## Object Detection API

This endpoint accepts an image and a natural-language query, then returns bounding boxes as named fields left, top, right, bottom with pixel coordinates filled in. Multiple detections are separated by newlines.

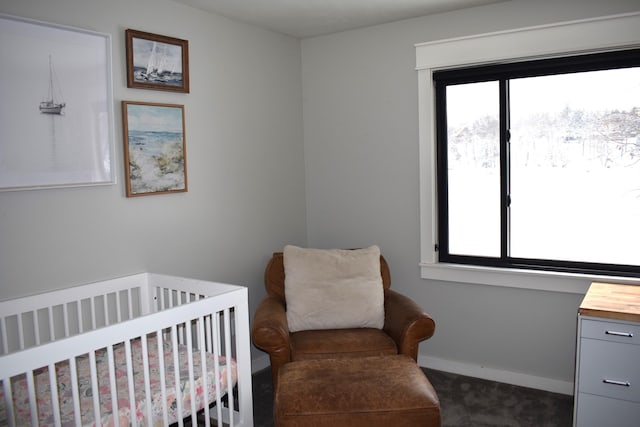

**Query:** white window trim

left=416, top=12, right=640, bottom=294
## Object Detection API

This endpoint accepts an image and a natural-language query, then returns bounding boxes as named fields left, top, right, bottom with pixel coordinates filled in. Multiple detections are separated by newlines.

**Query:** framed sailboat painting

left=0, top=14, right=116, bottom=191
left=125, top=29, right=189, bottom=93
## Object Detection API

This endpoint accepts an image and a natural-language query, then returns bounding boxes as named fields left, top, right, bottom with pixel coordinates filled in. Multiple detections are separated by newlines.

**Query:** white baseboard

left=250, top=353, right=574, bottom=395
left=419, top=354, right=574, bottom=396
left=251, top=354, right=271, bottom=374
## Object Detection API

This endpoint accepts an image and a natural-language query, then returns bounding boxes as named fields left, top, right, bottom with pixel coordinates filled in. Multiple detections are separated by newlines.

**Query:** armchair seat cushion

left=291, top=328, right=397, bottom=361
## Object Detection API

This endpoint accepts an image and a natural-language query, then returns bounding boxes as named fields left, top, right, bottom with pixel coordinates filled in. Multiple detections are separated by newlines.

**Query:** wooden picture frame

left=0, top=14, right=115, bottom=191
left=122, top=101, right=188, bottom=197
left=125, top=29, right=189, bottom=93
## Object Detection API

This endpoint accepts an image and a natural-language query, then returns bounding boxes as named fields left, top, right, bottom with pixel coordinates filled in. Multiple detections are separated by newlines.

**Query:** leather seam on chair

left=293, top=349, right=396, bottom=356
left=280, top=408, right=438, bottom=416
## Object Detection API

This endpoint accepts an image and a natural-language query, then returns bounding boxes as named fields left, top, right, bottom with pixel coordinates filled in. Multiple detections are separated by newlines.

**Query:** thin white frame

left=0, top=14, right=116, bottom=191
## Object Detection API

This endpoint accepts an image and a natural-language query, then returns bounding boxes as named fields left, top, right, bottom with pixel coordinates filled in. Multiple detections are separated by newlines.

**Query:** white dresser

left=574, top=282, right=640, bottom=427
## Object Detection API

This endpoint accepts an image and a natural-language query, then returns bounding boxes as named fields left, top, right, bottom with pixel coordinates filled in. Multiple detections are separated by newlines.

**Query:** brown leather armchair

left=252, top=251, right=436, bottom=387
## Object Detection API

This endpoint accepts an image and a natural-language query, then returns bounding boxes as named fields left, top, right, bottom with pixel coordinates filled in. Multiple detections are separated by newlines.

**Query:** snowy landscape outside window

left=434, top=49, right=640, bottom=277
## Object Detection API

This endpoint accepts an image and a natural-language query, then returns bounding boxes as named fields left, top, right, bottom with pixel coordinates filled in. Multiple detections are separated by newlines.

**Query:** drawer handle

left=603, top=379, right=631, bottom=387
left=605, top=330, right=634, bottom=338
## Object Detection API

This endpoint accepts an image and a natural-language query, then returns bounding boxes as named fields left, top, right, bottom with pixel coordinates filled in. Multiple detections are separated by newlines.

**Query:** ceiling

left=173, top=0, right=506, bottom=38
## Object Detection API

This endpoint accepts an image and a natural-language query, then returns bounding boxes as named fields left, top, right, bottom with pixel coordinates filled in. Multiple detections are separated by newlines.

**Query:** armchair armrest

left=251, top=295, right=292, bottom=385
left=383, top=289, right=435, bottom=361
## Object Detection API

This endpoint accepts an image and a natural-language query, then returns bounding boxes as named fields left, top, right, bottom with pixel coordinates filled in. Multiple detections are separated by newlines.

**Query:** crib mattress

left=0, top=335, right=237, bottom=426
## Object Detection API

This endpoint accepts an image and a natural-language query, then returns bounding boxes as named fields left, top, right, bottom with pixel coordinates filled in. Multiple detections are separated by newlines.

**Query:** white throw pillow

left=283, top=245, right=385, bottom=332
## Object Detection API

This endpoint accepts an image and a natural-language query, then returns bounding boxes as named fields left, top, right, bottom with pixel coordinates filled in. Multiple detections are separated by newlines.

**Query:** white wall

left=0, top=0, right=307, bottom=362
left=301, top=0, right=640, bottom=392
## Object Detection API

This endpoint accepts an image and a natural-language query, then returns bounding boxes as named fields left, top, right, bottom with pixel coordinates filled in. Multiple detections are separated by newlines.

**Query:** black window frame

left=434, top=48, right=640, bottom=278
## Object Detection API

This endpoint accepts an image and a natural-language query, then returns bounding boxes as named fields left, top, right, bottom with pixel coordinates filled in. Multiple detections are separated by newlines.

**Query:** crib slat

left=197, top=316, right=211, bottom=427
left=224, top=308, right=235, bottom=426
left=25, top=370, right=37, bottom=427
left=141, top=335, right=153, bottom=424
left=116, top=290, right=122, bottom=323
left=124, top=340, right=137, bottom=427
left=48, top=363, right=62, bottom=425
left=156, top=329, right=170, bottom=426
left=212, top=312, right=223, bottom=423
left=69, top=356, right=82, bottom=427
left=90, top=297, right=97, bottom=330
left=2, top=377, right=16, bottom=427
left=171, top=325, right=184, bottom=426
left=107, top=345, right=120, bottom=427
left=89, top=351, right=101, bottom=425
left=185, top=322, right=197, bottom=425
left=205, top=314, right=212, bottom=353
left=204, top=312, right=218, bottom=425
left=104, top=294, right=110, bottom=326
left=1, top=317, right=8, bottom=354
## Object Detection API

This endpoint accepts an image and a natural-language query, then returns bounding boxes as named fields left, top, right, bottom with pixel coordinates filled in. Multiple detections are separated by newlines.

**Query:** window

left=434, top=49, right=640, bottom=277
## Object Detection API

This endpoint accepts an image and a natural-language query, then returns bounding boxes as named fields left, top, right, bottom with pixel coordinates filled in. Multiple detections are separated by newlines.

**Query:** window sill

left=420, top=262, right=640, bottom=294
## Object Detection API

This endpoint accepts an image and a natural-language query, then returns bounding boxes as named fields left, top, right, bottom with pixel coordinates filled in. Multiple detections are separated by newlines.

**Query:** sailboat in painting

left=134, top=41, right=181, bottom=86
left=40, top=55, right=66, bottom=115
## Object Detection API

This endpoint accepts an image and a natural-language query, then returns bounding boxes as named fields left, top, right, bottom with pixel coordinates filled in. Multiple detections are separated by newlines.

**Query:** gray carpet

left=252, top=366, right=574, bottom=426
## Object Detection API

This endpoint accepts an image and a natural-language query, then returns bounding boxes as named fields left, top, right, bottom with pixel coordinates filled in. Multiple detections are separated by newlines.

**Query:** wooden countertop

left=579, top=282, right=640, bottom=323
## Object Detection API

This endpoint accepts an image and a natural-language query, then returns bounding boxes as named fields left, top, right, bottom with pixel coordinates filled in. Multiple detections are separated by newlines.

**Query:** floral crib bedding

left=0, top=334, right=237, bottom=426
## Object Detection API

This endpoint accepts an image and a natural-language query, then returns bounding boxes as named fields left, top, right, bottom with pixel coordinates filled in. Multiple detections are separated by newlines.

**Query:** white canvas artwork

left=0, top=14, right=115, bottom=191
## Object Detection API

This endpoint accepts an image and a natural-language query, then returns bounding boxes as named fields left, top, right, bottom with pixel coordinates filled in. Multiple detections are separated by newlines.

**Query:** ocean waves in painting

left=128, top=130, right=185, bottom=194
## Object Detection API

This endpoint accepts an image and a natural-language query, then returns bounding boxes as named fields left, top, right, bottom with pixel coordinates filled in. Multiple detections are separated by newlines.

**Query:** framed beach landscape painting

left=122, top=101, right=188, bottom=197
left=0, top=14, right=115, bottom=191
left=125, top=29, right=189, bottom=93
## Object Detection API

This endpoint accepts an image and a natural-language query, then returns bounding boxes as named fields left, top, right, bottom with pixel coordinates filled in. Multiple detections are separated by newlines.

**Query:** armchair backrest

left=264, top=251, right=391, bottom=303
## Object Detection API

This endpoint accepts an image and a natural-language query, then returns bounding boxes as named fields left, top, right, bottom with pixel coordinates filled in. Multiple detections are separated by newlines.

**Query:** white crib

left=0, top=273, right=254, bottom=427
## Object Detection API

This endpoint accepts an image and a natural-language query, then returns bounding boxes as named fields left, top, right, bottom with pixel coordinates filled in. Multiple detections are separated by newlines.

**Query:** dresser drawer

left=575, top=392, right=640, bottom=427
left=578, top=338, right=640, bottom=402
left=581, top=318, right=640, bottom=345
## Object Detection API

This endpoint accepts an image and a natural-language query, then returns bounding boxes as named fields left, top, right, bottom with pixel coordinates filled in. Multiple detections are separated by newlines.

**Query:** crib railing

left=0, top=274, right=147, bottom=355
